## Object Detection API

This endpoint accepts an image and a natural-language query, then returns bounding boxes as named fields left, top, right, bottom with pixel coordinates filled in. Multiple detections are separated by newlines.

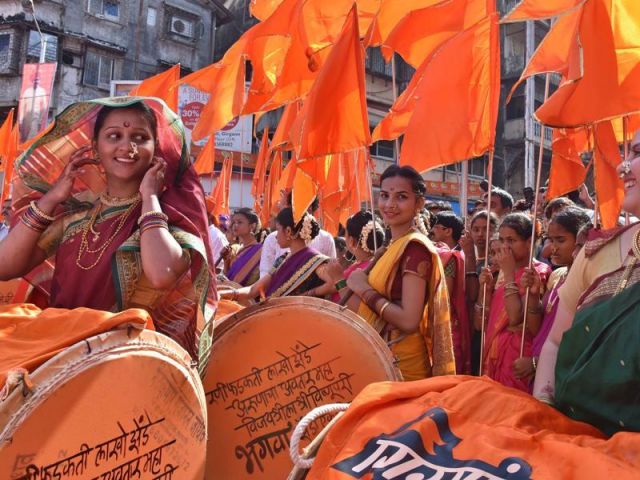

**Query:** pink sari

left=483, top=260, right=550, bottom=392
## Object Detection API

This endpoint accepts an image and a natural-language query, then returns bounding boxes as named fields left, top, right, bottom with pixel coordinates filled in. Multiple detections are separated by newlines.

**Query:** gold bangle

left=378, top=300, right=391, bottom=319
left=30, top=201, right=56, bottom=222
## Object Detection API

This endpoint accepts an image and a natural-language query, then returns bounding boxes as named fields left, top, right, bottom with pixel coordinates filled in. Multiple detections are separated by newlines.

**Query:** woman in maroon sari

left=225, top=208, right=263, bottom=286
left=222, top=207, right=335, bottom=301
left=0, top=97, right=215, bottom=369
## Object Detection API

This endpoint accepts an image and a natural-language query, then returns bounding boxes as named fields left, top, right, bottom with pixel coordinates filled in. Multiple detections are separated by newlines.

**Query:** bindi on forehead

left=124, top=121, right=130, bottom=127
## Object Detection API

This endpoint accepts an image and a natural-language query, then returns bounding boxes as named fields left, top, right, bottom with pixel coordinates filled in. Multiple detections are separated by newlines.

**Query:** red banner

left=18, top=63, right=57, bottom=143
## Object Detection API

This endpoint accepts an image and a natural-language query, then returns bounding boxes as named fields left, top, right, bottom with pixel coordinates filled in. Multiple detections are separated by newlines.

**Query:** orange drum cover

left=0, top=278, right=32, bottom=305
left=0, top=329, right=207, bottom=479
left=203, top=297, right=401, bottom=478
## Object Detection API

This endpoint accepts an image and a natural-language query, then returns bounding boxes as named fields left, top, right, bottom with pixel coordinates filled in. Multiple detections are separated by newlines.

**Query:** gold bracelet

left=30, top=201, right=56, bottom=222
left=138, top=210, right=168, bottom=225
left=378, top=300, right=391, bottom=319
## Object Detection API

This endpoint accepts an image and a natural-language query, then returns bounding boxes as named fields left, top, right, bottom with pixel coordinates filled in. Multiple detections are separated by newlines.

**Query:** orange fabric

left=263, top=149, right=283, bottom=225
left=293, top=6, right=371, bottom=160
left=381, top=0, right=488, bottom=68
left=0, top=304, right=153, bottom=390
left=291, top=167, right=318, bottom=223
left=535, top=0, right=640, bottom=128
left=0, top=109, right=14, bottom=171
left=593, top=121, right=624, bottom=229
left=208, top=154, right=233, bottom=218
left=215, top=299, right=244, bottom=318
left=399, top=15, right=500, bottom=171
left=274, top=155, right=298, bottom=205
left=252, top=128, right=270, bottom=216
left=180, top=42, right=246, bottom=141
left=130, top=65, right=180, bottom=112
left=271, top=100, right=302, bottom=150
left=193, top=136, right=216, bottom=175
left=366, top=0, right=446, bottom=47
left=502, top=0, right=587, bottom=22
left=307, top=376, right=640, bottom=479
left=249, top=0, right=284, bottom=20
left=507, top=8, right=582, bottom=102
left=548, top=127, right=590, bottom=199
left=0, top=124, right=18, bottom=207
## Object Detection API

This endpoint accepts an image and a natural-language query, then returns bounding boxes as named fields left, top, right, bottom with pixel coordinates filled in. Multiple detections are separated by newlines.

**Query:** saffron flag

left=291, top=167, right=318, bottom=223
left=271, top=101, right=302, bottom=151
left=130, top=64, right=180, bottom=112
left=535, top=0, right=640, bottom=128
left=593, top=121, right=624, bottom=229
left=506, top=8, right=582, bottom=102
left=208, top=155, right=233, bottom=218
left=399, top=15, right=500, bottom=171
left=249, top=0, right=283, bottom=20
left=192, top=137, right=216, bottom=175
left=547, top=127, right=589, bottom=199
left=263, top=149, right=283, bottom=225
left=381, top=0, right=488, bottom=68
left=0, top=109, right=15, bottom=171
left=294, top=6, right=371, bottom=160
left=0, top=124, right=19, bottom=207
left=307, top=377, right=640, bottom=480
left=502, top=0, right=587, bottom=22
left=252, top=128, right=270, bottom=215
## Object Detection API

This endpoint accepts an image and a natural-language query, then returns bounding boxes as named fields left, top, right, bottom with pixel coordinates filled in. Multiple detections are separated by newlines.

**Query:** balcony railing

left=533, top=121, right=553, bottom=148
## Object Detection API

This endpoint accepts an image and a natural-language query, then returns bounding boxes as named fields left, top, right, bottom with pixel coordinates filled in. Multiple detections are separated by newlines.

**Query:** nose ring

left=129, top=142, right=139, bottom=159
left=620, top=160, right=632, bottom=179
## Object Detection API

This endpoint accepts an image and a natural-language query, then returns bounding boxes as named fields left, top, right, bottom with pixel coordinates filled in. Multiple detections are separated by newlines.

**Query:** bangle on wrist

left=334, top=279, right=347, bottom=291
left=465, top=271, right=478, bottom=277
left=378, top=301, right=391, bottom=319
left=531, top=356, right=538, bottom=370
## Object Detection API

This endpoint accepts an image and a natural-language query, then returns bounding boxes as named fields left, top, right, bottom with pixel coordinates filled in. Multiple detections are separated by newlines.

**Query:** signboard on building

left=18, top=63, right=57, bottom=143
left=178, top=85, right=253, bottom=154
left=110, top=80, right=141, bottom=97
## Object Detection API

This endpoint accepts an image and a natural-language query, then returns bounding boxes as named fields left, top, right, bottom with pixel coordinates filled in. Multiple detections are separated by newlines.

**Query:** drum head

left=0, top=329, right=207, bottom=479
left=203, top=297, right=401, bottom=478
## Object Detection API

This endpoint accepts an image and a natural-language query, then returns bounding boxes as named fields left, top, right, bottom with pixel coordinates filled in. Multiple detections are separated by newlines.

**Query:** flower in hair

left=359, top=220, right=375, bottom=253
left=415, top=212, right=429, bottom=237
left=298, top=213, right=313, bottom=244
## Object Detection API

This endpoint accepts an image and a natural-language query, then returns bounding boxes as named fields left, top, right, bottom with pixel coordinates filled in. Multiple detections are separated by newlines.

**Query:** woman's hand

left=44, top=146, right=97, bottom=206
left=520, top=267, right=542, bottom=296
left=346, top=268, right=370, bottom=297
left=322, top=259, right=345, bottom=284
left=459, top=229, right=475, bottom=257
left=140, top=157, right=167, bottom=198
left=479, top=267, right=495, bottom=292
left=513, top=357, right=535, bottom=379
left=495, top=245, right=517, bottom=278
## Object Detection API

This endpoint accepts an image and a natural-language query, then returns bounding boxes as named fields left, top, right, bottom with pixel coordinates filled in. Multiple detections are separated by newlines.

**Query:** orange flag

left=502, top=0, right=586, bottom=22
left=0, top=109, right=15, bottom=171
left=399, top=15, right=500, bottom=171
left=294, top=6, right=371, bottom=160
left=271, top=101, right=302, bottom=151
left=180, top=42, right=246, bottom=141
left=535, top=0, right=640, bottom=128
left=381, top=0, right=488, bottom=68
left=0, top=124, right=19, bottom=207
left=193, top=137, right=216, bottom=175
left=263, top=149, right=284, bottom=225
left=291, top=167, right=318, bottom=223
left=130, top=64, right=180, bottom=112
left=506, top=8, right=582, bottom=102
left=250, top=0, right=284, bottom=20
left=593, top=121, right=624, bottom=229
left=208, top=155, right=233, bottom=218
left=252, top=128, right=270, bottom=215
left=547, top=127, right=589, bottom=199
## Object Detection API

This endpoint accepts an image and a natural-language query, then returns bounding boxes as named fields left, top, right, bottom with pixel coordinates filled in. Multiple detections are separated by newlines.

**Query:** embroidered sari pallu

left=265, top=247, right=328, bottom=298
left=357, top=233, right=455, bottom=381
left=555, top=264, right=640, bottom=435
left=226, top=243, right=262, bottom=286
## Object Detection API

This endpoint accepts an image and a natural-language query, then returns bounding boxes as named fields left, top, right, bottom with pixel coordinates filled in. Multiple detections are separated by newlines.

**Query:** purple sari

left=265, top=247, right=328, bottom=298
left=226, top=243, right=262, bottom=286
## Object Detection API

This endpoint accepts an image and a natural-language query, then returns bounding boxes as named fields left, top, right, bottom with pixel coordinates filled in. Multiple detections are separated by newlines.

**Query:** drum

left=202, top=297, right=401, bottom=479
left=0, top=329, right=207, bottom=479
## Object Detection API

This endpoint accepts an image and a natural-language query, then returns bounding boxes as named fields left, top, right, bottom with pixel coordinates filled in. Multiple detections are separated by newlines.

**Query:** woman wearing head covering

left=0, top=97, right=216, bottom=369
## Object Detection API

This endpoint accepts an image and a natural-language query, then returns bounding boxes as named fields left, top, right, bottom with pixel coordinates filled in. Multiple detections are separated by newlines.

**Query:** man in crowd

left=483, top=187, right=513, bottom=218
left=431, top=211, right=464, bottom=250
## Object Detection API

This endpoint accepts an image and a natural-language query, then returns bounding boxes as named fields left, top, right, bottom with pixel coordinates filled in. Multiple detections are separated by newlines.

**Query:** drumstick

left=338, top=246, right=387, bottom=306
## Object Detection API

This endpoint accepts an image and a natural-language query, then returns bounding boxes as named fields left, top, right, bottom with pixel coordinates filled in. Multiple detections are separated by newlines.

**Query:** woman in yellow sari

left=328, top=165, right=455, bottom=380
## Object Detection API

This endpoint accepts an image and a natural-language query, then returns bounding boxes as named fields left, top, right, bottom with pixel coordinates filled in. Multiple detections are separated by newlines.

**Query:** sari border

left=270, top=255, right=328, bottom=298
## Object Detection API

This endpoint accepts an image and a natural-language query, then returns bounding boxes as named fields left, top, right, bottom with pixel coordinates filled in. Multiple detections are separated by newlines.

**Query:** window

left=169, top=15, right=194, bottom=38
left=88, top=0, right=120, bottom=20
left=0, top=34, right=9, bottom=69
left=147, top=7, right=157, bottom=27
left=370, top=140, right=395, bottom=160
left=27, top=31, right=58, bottom=62
left=84, top=51, right=114, bottom=89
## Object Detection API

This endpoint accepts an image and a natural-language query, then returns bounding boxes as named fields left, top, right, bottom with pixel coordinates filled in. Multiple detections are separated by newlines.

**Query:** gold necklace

left=75, top=200, right=140, bottom=271
left=99, top=192, right=141, bottom=208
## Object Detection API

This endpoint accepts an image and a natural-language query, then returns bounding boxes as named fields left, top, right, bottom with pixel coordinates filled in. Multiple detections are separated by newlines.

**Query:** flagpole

left=460, top=160, right=469, bottom=225
left=365, top=149, right=379, bottom=251
left=520, top=73, right=550, bottom=357
left=478, top=148, right=495, bottom=377
left=240, top=155, right=244, bottom=208
left=391, top=54, right=400, bottom=164
left=623, top=116, right=630, bottom=225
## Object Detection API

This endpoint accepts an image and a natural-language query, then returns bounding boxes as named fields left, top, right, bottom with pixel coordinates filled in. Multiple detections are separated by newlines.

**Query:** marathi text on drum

left=16, top=412, right=179, bottom=480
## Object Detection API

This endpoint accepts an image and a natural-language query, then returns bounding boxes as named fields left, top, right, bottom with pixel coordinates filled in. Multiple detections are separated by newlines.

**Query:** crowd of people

left=1, top=97, right=637, bottom=438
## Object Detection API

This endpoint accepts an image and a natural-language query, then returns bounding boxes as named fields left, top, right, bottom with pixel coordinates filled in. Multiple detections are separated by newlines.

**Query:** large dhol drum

left=0, top=329, right=207, bottom=479
left=203, top=297, right=401, bottom=479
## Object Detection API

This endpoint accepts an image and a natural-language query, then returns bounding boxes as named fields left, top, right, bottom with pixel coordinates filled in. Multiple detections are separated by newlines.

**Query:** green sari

left=555, top=264, right=640, bottom=435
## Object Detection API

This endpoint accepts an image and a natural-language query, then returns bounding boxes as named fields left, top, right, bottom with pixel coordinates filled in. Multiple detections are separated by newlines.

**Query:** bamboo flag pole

left=365, top=149, right=379, bottom=251
left=520, top=73, right=551, bottom=357
left=478, top=148, right=495, bottom=376
left=624, top=116, right=630, bottom=225
left=391, top=54, right=400, bottom=165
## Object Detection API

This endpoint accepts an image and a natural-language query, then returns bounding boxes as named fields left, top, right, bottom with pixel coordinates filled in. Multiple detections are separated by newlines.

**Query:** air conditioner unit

left=170, top=17, right=193, bottom=37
